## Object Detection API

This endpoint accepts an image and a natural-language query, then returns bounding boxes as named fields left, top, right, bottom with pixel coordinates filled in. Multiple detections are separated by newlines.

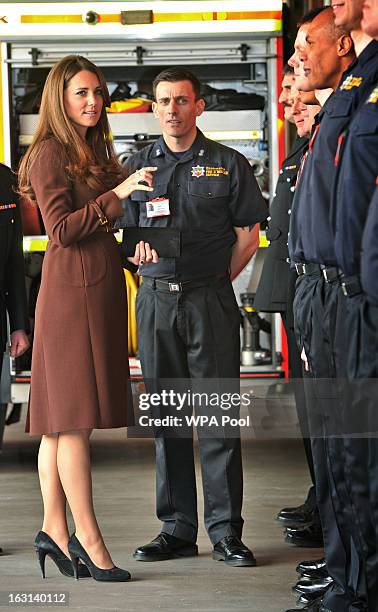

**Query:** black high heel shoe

left=34, top=531, right=91, bottom=579
left=68, top=534, right=131, bottom=582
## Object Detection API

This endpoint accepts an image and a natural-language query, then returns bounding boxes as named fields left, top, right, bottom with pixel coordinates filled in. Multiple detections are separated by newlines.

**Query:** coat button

left=290, top=186, right=295, bottom=192
left=280, top=169, right=283, bottom=174
left=286, top=177, right=291, bottom=182
left=11, top=219, right=14, bottom=223
left=288, top=209, right=291, bottom=215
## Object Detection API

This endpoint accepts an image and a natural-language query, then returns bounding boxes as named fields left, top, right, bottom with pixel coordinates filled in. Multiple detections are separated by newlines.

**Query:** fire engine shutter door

left=7, top=40, right=270, bottom=68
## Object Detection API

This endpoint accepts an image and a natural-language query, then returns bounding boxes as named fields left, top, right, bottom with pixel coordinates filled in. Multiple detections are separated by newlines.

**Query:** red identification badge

left=146, top=197, right=170, bottom=218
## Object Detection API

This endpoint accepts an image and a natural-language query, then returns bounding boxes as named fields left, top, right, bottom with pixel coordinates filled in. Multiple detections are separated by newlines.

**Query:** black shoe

left=34, top=531, right=90, bottom=579
left=276, top=504, right=318, bottom=527
left=212, top=536, right=256, bottom=567
left=298, top=590, right=331, bottom=605
left=293, top=575, right=333, bottom=596
left=296, top=557, right=327, bottom=575
left=133, top=533, right=198, bottom=562
left=285, top=523, right=323, bottom=548
left=284, top=596, right=327, bottom=612
left=68, top=534, right=131, bottom=582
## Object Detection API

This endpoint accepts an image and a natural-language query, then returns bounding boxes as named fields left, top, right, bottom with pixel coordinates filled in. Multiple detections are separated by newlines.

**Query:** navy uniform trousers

left=334, top=291, right=378, bottom=612
left=293, top=272, right=367, bottom=612
left=136, top=275, right=244, bottom=545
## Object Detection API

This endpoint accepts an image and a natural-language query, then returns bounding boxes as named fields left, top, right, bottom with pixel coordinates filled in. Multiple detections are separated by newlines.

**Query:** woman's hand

left=127, top=241, right=159, bottom=267
left=112, top=167, right=157, bottom=200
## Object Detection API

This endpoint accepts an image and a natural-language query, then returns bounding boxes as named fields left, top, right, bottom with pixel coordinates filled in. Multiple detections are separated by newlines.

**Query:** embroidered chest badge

left=205, top=166, right=229, bottom=177
left=367, top=87, right=378, bottom=105
left=191, top=165, right=205, bottom=178
left=340, top=75, right=363, bottom=91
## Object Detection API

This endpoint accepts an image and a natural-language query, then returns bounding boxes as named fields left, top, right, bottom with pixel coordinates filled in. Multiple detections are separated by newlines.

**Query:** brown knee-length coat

left=25, top=138, right=132, bottom=435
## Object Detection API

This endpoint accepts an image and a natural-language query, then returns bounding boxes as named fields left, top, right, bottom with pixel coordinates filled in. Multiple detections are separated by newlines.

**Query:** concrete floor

left=0, top=410, right=322, bottom=612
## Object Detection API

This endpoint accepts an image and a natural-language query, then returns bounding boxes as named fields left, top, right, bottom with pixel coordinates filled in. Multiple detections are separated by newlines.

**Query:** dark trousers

left=334, top=292, right=378, bottom=611
left=281, top=311, right=316, bottom=509
left=136, top=276, right=244, bottom=545
left=293, top=273, right=366, bottom=612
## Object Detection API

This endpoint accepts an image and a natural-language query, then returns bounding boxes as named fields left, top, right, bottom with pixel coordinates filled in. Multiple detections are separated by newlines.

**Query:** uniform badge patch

left=367, top=87, right=378, bottom=105
left=191, top=165, right=205, bottom=178
left=340, top=75, right=363, bottom=91
left=0, top=202, right=16, bottom=211
left=205, top=166, right=229, bottom=177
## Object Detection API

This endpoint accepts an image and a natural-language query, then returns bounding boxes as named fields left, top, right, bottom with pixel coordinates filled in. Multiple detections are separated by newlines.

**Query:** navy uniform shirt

left=332, top=83, right=378, bottom=277
left=361, top=183, right=378, bottom=304
left=0, top=163, right=29, bottom=352
left=289, top=40, right=378, bottom=265
left=119, top=129, right=267, bottom=280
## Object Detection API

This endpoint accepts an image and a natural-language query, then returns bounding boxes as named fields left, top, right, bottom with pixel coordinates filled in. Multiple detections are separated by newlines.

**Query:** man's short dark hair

left=283, top=63, right=294, bottom=75
left=297, top=6, right=327, bottom=27
left=153, top=68, right=201, bottom=100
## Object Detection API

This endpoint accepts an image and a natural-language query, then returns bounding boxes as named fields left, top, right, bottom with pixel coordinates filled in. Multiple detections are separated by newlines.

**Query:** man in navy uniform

left=120, top=68, right=267, bottom=566
left=329, top=1, right=378, bottom=608
left=254, top=63, right=319, bottom=540
left=0, top=163, right=29, bottom=554
left=287, top=3, right=378, bottom=611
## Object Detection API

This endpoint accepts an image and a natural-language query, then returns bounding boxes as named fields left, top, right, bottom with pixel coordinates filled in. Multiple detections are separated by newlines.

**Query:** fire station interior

left=0, top=2, right=326, bottom=611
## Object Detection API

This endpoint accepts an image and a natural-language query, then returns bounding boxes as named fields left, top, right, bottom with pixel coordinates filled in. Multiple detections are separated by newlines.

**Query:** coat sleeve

left=4, top=177, right=29, bottom=334
left=29, top=139, right=123, bottom=248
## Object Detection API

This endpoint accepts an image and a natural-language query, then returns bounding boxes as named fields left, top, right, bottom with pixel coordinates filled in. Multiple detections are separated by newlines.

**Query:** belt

left=339, top=273, right=363, bottom=297
left=294, top=262, right=340, bottom=282
left=142, top=274, right=228, bottom=293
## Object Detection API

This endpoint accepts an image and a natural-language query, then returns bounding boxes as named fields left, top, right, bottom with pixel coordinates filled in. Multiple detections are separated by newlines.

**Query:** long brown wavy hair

left=18, top=55, right=123, bottom=199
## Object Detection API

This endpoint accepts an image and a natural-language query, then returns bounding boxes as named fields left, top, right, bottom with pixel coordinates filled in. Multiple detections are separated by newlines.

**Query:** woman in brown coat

left=18, top=55, right=157, bottom=582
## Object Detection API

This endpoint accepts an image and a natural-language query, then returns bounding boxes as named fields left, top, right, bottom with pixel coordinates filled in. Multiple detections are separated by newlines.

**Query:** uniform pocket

left=324, top=94, right=353, bottom=118
left=188, top=178, right=230, bottom=199
left=132, top=181, right=170, bottom=228
left=129, top=181, right=169, bottom=203
left=352, top=109, right=378, bottom=135
left=188, top=178, right=230, bottom=229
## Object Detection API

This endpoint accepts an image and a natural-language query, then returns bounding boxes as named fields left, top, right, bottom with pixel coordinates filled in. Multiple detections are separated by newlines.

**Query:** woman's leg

left=56, top=429, right=113, bottom=569
left=38, top=434, right=70, bottom=556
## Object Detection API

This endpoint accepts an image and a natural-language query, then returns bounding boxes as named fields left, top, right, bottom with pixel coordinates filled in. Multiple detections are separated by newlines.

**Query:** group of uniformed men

left=257, top=1, right=378, bottom=610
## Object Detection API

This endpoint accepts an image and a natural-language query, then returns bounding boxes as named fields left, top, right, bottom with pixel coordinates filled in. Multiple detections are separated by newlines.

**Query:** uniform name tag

left=146, top=197, right=170, bottom=218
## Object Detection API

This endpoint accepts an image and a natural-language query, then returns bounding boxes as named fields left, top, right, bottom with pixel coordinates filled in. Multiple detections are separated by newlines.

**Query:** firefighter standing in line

left=329, top=1, right=378, bottom=609
left=253, top=61, right=319, bottom=541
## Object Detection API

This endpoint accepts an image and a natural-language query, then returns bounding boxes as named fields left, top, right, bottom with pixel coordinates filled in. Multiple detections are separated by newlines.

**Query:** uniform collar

left=355, top=39, right=378, bottom=68
left=151, top=128, right=208, bottom=161
left=335, top=38, right=378, bottom=88
left=287, top=135, right=308, bottom=159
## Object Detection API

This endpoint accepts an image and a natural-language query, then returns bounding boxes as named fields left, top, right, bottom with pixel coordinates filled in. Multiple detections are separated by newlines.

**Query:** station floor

left=0, top=405, right=322, bottom=612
